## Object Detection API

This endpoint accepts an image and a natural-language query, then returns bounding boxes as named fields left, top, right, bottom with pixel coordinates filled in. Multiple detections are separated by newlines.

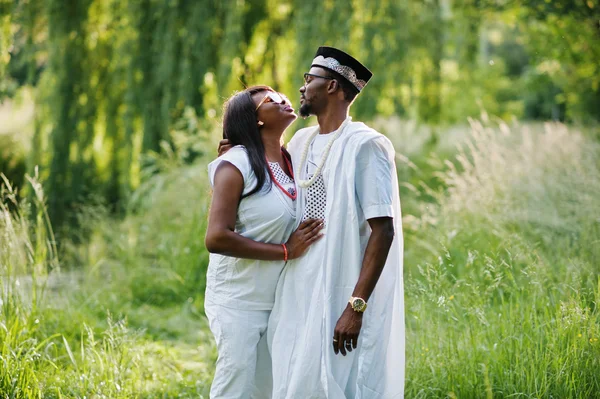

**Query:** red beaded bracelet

left=282, top=243, right=288, bottom=262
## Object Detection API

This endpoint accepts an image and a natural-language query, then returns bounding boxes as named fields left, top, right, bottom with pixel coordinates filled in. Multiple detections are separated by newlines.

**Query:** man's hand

left=332, top=306, right=363, bottom=356
left=218, top=139, right=232, bottom=157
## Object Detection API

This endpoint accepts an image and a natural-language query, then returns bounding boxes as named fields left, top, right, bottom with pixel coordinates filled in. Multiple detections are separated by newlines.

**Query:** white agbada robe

left=268, top=117, right=405, bottom=398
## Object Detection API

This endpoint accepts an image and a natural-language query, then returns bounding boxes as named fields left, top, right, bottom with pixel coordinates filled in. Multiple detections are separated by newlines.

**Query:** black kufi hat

left=311, top=46, right=372, bottom=92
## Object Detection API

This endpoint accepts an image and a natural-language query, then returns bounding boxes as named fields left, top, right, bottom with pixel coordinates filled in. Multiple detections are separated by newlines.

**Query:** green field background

left=1, top=1, right=600, bottom=397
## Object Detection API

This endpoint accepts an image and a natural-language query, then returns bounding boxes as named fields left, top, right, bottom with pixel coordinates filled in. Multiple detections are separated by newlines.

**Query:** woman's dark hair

left=222, top=85, right=291, bottom=198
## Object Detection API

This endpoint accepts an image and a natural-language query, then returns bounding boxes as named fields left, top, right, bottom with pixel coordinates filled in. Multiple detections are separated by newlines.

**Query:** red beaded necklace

left=266, top=152, right=297, bottom=201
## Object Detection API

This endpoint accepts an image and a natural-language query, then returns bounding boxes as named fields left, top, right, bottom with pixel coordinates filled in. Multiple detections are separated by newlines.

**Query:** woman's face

left=253, top=90, right=297, bottom=131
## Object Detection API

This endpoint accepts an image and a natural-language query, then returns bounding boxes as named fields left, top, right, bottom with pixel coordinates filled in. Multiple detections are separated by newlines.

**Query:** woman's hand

left=285, top=219, right=324, bottom=259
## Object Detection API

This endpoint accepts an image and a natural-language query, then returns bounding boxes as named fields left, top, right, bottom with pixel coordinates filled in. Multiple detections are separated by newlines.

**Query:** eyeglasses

left=255, top=91, right=290, bottom=111
left=303, top=73, right=335, bottom=85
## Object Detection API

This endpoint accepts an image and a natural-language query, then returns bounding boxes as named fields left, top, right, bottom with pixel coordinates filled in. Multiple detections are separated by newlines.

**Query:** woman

left=204, top=86, right=323, bottom=398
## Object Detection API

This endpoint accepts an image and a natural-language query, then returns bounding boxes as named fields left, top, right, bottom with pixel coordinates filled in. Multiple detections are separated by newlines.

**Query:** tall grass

left=403, top=120, right=600, bottom=398
left=2, top=118, right=599, bottom=397
left=70, top=152, right=213, bottom=321
left=1, top=171, right=56, bottom=397
left=86, top=117, right=599, bottom=397
left=0, top=172, right=214, bottom=398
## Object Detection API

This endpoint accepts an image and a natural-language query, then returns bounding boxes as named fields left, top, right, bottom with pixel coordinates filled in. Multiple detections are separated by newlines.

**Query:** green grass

left=1, top=119, right=599, bottom=397
left=1, top=172, right=215, bottom=398
left=403, top=120, right=600, bottom=398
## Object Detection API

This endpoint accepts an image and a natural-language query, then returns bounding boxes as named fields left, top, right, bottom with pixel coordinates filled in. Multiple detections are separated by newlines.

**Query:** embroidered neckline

left=266, top=153, right=297, bottom=201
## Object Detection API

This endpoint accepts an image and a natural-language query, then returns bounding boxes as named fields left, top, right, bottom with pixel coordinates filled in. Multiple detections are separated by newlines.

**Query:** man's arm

left=351, top=217, right=395, bottom=300
left=332, top=217, right=394, bottom=355
left=332, top=136, right=397, bottom=356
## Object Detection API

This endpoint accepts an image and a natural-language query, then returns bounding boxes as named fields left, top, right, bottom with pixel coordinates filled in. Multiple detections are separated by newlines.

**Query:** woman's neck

left=262, top=132, right=283, bottom=162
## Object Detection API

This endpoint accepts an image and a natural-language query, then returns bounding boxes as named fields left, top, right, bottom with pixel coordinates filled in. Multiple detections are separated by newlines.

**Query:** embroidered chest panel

left=302, top=174, right=326, bottom=221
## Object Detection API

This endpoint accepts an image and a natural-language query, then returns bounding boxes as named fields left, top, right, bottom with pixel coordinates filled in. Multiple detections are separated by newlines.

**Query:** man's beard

left=299, top=102, right=312, bottom=118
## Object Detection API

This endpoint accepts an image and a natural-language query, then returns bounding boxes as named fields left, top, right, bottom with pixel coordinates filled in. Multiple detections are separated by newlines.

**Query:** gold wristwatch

left=348, top=296, right=368, bottom=312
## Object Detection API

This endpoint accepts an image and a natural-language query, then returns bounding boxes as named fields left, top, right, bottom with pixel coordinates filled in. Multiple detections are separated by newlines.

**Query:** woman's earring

left=257, top=121, right=264, bottom=126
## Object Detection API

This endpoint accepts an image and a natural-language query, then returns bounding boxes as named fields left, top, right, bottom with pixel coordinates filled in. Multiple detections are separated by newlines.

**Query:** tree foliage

left=1, top=0, right=598, bottom=228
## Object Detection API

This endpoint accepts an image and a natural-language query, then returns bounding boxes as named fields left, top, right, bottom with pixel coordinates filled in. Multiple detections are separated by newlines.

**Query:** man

left=220, top=47, right=404, bottom=398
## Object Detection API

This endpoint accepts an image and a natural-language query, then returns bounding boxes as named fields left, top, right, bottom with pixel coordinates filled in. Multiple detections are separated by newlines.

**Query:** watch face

left=352, top=298, right=366, bottom=310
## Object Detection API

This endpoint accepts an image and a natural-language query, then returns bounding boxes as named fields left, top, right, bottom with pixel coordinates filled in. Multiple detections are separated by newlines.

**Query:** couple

left=204, top=47, right=405, bottom=399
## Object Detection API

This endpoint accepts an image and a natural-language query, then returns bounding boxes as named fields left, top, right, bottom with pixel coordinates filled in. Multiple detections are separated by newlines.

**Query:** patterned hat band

left=311, top=55, right=367, bottom=91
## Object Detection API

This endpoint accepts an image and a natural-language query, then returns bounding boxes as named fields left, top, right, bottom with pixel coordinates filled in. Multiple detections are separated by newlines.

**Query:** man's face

left=299, top=67, right=333, bottom=118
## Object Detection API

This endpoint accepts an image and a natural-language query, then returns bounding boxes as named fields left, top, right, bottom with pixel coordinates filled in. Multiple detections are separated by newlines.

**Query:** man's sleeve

left=355, top=137, right=395, bottom=220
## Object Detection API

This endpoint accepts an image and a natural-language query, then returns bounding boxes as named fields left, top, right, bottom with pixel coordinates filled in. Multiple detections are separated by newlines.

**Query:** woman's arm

left=205, top=162, right=322, bottom=260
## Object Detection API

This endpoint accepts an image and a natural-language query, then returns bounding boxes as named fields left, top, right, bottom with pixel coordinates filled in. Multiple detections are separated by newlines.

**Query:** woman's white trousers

left=205, top=299, right=272, bottom=398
